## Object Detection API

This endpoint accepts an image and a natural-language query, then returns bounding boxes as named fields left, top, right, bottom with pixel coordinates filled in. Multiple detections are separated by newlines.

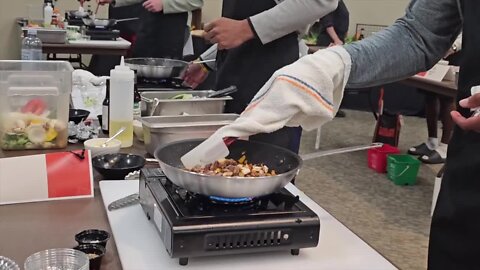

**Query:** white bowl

left=84, top=138, right=122, bottom=157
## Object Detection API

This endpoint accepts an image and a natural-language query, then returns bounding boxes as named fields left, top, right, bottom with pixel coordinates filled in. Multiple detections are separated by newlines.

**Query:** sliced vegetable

left=45, top=127, right=58, bottom=142
left=26, top=125, right=46, bottom=144
left=170, top=93, right=194, bottom=100
left=21, top=99, right=47, bottom=115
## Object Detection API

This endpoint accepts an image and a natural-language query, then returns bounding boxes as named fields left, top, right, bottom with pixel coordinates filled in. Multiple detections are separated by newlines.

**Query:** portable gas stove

left=139, top=168, right=320, bottom=266
left=85, top=28, right=120, bottom=41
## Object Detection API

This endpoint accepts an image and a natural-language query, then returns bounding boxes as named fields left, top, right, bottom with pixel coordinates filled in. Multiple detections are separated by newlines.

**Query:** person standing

left=97, top=0, right=203, bottom=59
left=183, top=0, right=337, bottom=153
left=316, top=0, right=349, bottom=47
left=409, top=33, right=462, bottom=164
left=192, top=0, right=480, bottom=267
left=316, top=0, right=349, bottom=117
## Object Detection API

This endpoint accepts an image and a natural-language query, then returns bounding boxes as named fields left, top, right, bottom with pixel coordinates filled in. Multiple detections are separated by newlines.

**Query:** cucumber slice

left=170, top=93, right=194, bottom=100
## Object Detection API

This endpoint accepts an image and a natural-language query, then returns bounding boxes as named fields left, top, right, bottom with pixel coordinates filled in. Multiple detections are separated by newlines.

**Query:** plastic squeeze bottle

left=109, top=57, right=134, bottom=148
left=44, top=3, right=53, bottom=27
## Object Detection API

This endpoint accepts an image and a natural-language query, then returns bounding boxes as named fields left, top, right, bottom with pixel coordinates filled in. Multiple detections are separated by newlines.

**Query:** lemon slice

left=30, top=119, right=44, bottom=125
left=45, top=127, right=58, bottom=142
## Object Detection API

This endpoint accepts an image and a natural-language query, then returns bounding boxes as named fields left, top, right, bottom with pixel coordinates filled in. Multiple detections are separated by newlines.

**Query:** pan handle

left=300, top=143, right=383, bottom=161
left=207, top=86, right=238, bottom=98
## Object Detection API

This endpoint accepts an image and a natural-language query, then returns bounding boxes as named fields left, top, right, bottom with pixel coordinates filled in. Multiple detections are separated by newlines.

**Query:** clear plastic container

left=0, top=61, right=73, bottom=150
left=24, top=248, right=89, bottom=270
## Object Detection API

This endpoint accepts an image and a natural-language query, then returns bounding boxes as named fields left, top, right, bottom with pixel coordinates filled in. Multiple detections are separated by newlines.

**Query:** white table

left=100, top=180, right=397, bottom=270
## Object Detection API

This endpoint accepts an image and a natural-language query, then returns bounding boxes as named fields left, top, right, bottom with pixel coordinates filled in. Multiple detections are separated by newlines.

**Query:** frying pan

left=124, top=58, right=188, bottom=79
left=154, top=139, right=382, bottom=198
left=82, top=17, right=139, bottom=29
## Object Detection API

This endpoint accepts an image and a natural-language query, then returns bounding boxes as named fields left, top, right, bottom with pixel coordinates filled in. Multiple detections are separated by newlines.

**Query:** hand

left=97, top=0, right=112, bottom=5
left=204, top=18, right=254, bottom=50
left=451, top=93, right=480, bottom=132
left=182, top=63, right=209, bottom=89
left=143, top=0, right=163, bottom=12
left=329, top=40, right=344, bottom=47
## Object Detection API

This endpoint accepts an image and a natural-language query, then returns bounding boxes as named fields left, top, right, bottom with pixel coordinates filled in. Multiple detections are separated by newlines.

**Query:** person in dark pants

left=182, top=0, right=337, bottom=153
left=316, top=0, right=349, bottom=47
left=316, top=0, right=349, bottom=117
left=97, top=0, right=203, bottom=59
left=409, top=33, right=462, bottom=164
left=200, top=0, right=480, bottom=268
left=88, top=3, right=142, bottom=75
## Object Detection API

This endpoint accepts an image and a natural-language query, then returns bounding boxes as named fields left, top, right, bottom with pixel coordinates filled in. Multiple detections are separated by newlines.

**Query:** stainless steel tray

left=141, top=90, right=232, bottom=116
left=141, top=114, right=239, bottom=155
left=22, top=28, right=66, bottom=44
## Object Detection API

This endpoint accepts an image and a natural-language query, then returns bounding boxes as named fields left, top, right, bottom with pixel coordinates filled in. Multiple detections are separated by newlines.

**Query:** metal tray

left=141, top=114, right=239, bottom=155
left=22, top=28, right=66, bottom=44
left=141, top=90, right=232, bottom=116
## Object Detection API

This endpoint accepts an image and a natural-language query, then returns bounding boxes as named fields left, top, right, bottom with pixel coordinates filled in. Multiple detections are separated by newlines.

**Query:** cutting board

left=100, top=181, right=397, bottom=270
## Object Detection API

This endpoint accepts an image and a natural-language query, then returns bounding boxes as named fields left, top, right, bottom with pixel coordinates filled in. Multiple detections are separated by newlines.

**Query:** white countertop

left=100, top=180, right=397, bottom=270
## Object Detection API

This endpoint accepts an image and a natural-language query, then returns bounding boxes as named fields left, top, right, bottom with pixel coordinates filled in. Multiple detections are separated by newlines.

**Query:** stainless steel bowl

left=125, top=58, right=188, bottom=79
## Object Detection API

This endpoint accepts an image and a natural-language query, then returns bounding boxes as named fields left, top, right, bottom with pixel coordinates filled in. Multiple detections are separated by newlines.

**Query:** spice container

left=75, top=229, right=111, bottom=248
left=73, top=244, right=106, bottom=270
left=0, top=61, right=73, bottom=150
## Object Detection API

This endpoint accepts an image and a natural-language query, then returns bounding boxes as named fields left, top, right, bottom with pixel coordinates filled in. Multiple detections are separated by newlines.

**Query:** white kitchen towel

left=182, top=46, right=352, bottom=168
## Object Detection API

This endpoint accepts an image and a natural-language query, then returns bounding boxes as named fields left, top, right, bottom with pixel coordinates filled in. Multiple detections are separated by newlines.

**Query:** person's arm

left=326, top=27, right=343, bottom=45
left=319, top=10, right=343, bottom=45
left=163, top=0, right=203, bottom=14
left=343, top=0, right=462, bottom=88
left=248, top=0, right=338, bottom=45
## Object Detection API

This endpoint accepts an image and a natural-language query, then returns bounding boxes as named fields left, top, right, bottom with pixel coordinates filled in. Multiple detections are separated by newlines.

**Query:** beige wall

left=202, top=0, right=222, bottom=23
left=0, top=0, right=410, bottom=60
left=200, top=0, right=411, bottom=35
left=344, top=0, right=410, bottom=35
left=0, top=1, right=108, bottom=60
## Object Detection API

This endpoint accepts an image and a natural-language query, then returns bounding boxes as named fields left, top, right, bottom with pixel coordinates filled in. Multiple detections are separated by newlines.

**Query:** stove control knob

left=295, top=218, right=302, bottom=224
left=283, top=234, right=289, bottom=240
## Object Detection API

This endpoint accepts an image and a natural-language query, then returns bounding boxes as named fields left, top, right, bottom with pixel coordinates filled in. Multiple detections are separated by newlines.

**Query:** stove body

left=85, top=28, right=120, bottom=40
left=139, top=169, right=320, bottom=266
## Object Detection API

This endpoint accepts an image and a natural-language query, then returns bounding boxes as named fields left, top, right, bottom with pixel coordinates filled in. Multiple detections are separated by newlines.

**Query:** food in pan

left=190, top=157, right=277, bottom=177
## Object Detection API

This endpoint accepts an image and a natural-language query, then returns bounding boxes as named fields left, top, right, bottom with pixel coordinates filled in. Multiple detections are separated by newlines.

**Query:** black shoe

left=335, top=110, right=346, bottom=118
left=408, top=143, right=434, bottom=156
left=419, top=150, right=445, bottom=164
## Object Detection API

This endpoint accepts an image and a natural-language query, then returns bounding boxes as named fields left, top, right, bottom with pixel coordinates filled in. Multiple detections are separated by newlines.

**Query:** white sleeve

left=248, top=0, right=337, bottom=44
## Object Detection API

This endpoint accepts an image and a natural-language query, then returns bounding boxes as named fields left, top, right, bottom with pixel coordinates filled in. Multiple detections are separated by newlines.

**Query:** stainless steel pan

left=82, top=17, right=139, bottom=28
left=125, top=58, right=188, bottom=79
left=154, top=139, right=382, bottom=198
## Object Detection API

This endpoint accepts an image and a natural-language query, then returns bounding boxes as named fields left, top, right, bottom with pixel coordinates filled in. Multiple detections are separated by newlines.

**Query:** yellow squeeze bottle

left=109, top=57, right=134, bottom=148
